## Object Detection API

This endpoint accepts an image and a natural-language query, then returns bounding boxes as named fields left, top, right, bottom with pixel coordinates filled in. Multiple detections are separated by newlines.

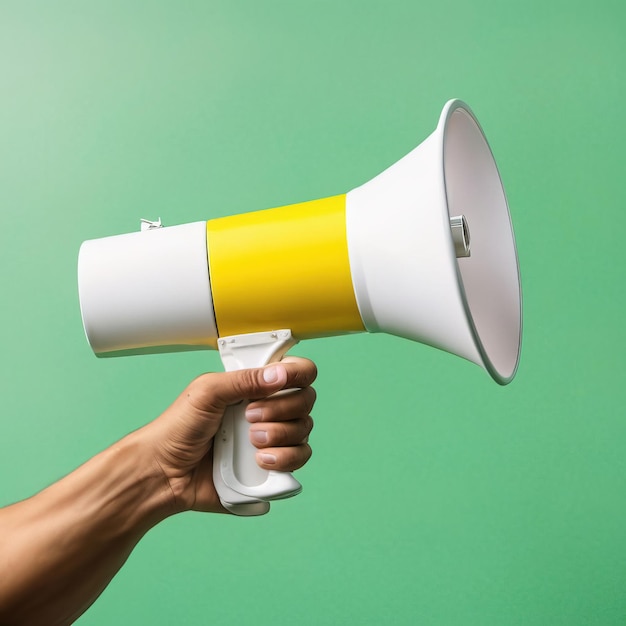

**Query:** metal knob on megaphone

left=77, top=99, right=522, bottom=515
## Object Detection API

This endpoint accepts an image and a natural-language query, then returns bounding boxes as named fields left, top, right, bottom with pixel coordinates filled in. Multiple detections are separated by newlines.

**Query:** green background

left=1, top=1, right=624, bottom=624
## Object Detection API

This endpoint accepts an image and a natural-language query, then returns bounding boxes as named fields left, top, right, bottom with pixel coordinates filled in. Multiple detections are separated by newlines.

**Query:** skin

left=0, top=357, right=317, bottom=626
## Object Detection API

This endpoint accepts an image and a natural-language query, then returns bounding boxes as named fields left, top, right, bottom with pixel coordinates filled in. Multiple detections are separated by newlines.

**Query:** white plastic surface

left=78, top=221, right=218, bottom=356
left=442, top=105, right=522, bottom=382
left=214, top=330, right=302, bottom=516
left=346, top=99, right=521, bottom=384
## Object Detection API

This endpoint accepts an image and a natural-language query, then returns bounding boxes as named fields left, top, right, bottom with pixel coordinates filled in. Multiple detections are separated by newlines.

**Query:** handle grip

left=213, top=330, right=301, bottom=516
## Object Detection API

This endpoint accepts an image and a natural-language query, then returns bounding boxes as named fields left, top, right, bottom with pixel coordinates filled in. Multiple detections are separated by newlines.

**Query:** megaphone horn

left=345, top=99, right=521, bottom=384
left=78, top=99, right=522, bottom=515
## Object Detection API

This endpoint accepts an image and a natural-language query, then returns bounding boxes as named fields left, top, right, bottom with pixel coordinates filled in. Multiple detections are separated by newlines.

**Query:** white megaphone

left=78, top=99, right=522, bottom=515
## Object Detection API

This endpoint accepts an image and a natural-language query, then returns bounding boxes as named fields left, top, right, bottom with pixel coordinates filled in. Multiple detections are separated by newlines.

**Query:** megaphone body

left=78, top=100, right=522, bottom=515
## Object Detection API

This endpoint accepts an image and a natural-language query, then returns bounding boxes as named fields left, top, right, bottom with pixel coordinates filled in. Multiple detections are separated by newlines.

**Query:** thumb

left=186, top=364, right=289, bottom=416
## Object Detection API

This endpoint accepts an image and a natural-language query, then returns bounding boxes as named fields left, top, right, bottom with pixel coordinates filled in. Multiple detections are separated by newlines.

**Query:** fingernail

left=258, top=453, right=276, bottom=465
left=263, top=366, right=279, bottom=383
left=245, top=408, right=263, bottom=423
left=251, top=430, right=268, bottom=444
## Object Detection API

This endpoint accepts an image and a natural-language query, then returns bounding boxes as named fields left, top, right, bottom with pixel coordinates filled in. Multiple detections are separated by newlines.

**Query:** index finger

left=263, top=357, right=317, bottom=392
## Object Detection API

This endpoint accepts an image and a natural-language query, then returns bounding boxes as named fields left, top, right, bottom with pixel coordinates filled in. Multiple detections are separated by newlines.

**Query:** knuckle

left=270, top=443, right=312, bottom=471
left=260, top=423, right=286, bottom=447
left=302, top=387, right=317, bottom=412
left=301, top=360, right=318, bottom=385
left=277, top=422, right=292, bottom=443
left=293, top=357, right=317, bottom=380
left=231, top=368, right=260, bottom=397
left=287, top=358, right=317, bottom=388
left=296, top=417, right=312, bottom=443
left=293, top=444, right=312, bottom=470
left=184, top=373, right=218, bottom=413
left=187, top=372, right=213, bottom=396
left=304, top=415, right=314, bottom=436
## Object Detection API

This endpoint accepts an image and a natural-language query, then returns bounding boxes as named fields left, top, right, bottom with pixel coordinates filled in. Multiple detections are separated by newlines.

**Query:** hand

left=141, top=357, right=317, bottom=514
left=0, top=358, right=317, bottom=625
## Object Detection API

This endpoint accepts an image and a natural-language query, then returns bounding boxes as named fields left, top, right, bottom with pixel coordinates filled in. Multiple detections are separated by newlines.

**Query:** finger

left=256, top=443, right=313, bottom=472
left=184, top=357, right=317, bottom=414
left=246, top=387, right=317, bottom=423
left=249, top=415, right=313, bottom=449
left=280, top=357, right=318, bottom=389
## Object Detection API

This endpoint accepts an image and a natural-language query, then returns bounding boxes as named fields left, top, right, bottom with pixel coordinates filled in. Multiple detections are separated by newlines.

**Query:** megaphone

left=78, top=99, right=522, bottom=515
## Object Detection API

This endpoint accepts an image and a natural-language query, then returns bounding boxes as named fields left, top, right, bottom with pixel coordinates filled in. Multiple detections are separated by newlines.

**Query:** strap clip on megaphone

left=77, top=100, right=522, bottom=516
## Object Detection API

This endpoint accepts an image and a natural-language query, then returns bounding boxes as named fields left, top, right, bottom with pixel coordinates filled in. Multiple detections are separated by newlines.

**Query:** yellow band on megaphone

left=207, top=194, right=364, bottom=339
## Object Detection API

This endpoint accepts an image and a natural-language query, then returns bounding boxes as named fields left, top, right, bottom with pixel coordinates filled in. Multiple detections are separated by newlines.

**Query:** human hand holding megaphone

left=78, top=100, right=522, bottom=516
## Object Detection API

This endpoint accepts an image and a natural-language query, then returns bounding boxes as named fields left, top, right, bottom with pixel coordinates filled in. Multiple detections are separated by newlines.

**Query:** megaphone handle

left=214, top=329, right=302, bottom=516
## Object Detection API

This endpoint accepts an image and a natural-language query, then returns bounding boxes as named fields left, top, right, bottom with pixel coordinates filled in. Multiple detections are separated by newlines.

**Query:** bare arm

left=0, top=435, right=170, bottom=624
left=0, top=359, right=316, bottom=625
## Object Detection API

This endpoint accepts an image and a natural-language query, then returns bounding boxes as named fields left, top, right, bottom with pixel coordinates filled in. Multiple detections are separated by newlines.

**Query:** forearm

left=0, top=361, right=317, bottom=624
left=0, top=431, right=173, bottom=625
